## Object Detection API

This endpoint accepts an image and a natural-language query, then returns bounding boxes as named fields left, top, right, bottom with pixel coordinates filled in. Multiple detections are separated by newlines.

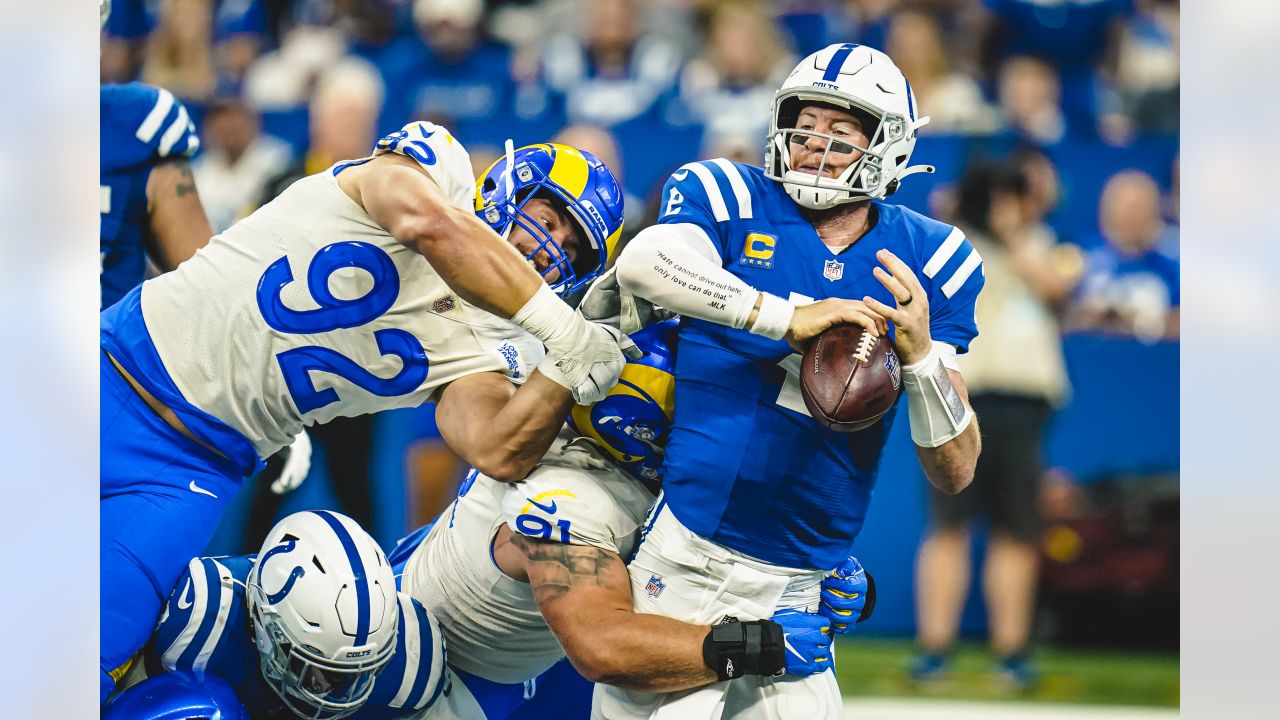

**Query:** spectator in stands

left=212, top=0, right=267, bottom=96
left=374, top=0, right=516, bottom=141
left=674, top=0, right=795, bottom=152
left=1107, top=0, right=1179, bottom=136
left=191, top=97, right=292, bottom=232
left=1067, top=170, right=1179, bottom=341
left=553, top=124, right=644, bottom=241
left=980, top=0, right=1134, bottom=127
left=539, top=0, right=684, bottom=127
left=102, top=0, right=154, bottom=82
left=245, top=58, right=386, bottom=549
left=997, top=55, right=1068, bottom=146
left=914, top=157, right=1076, bottom=692
left=886, top=5, right=1001, bottom=135
left=142, top=0, right=218, bottom=103
left=242, top=5, right=347, bottom=111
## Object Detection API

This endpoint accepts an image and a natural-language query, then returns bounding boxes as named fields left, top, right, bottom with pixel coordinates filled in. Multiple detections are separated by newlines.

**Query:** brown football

left=799, top=324, right=902, bottom=432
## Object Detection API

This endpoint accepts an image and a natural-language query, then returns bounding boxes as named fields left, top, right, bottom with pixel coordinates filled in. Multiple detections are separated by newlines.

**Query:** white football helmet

left=764, top=43, right=935, bottom=210
left=248, top=511, right=399, bottom=720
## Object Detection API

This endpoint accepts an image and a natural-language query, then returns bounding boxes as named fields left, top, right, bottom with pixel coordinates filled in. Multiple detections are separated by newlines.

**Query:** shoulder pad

left=365, top=594, right=448, bottom=715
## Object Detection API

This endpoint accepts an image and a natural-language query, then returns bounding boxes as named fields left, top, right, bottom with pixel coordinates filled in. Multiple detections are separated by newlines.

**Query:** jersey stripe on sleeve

left=157, top=103, right=194, bottom=156
left=387, top=595, right=420, bottom=708
left=675, top=163, right=730, bottom=222
left=708, top=159, right=753, bottom=219
left=941, top=249, right=983, bottom=298
left=922, top=227, right=966, bottom=279
left=160, top=559, right=207, bottom=670
left=135, top=88, right=176, bottom=144
left=191, top=559, right=234, bottom=674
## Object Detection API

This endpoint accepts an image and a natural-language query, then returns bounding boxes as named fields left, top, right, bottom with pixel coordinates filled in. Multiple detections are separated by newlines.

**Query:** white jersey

left=140, top=123, right=543, bottom=458
left=401, top=428, right=656, bottom=685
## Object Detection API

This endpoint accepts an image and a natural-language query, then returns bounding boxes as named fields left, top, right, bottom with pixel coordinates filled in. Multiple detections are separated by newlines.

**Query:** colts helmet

left=765, top=43, right=935, bottom=210
left=476, top=143, right=625, bottom=295
left=248, top=511, right=399, bottom=720
left=569, top=320, right=678, bottom=483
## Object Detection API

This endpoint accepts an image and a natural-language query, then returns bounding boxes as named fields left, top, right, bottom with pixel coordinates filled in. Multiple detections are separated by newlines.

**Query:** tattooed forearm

left=511, top=535, right=615, bottom=604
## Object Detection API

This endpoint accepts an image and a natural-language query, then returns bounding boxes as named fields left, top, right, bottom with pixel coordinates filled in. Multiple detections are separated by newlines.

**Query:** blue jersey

left=100, top=83, right=200, bottom=308
left=149, top=555, right=447, bottom=719
left=656, top=160, right=984, bottom=569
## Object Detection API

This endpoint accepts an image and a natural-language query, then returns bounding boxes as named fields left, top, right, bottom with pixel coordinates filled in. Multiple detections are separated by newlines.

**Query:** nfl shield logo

left=823, top=259, right=844, bottom=282
left=645, top=575, right=666, bottom=598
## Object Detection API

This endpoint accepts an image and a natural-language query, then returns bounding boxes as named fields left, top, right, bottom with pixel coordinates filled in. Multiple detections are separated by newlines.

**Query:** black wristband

left=701, top=617, right=786, bottom=681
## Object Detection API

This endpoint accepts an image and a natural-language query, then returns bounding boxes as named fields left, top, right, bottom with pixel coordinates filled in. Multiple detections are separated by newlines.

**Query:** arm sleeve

left=615, top=223, right=758, bottom=329
left=373, top=121, right=477, bottom=211
left=359, top=594, right=448, bottom=718
left=152, top=558, right=237, bottom=672
left=921, top=227, right=986, bottom=353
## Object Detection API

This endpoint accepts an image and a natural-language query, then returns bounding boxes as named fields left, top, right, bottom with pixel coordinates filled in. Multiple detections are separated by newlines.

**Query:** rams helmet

left=569, top=320, right=678, bottom=483
left=476, top=143, right=625, bottom=295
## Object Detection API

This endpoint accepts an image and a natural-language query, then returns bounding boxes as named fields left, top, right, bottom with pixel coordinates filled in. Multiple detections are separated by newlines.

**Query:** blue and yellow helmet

left=569, top=320, right=679, bottom=484
left=475, top=143, right=625, bottom=295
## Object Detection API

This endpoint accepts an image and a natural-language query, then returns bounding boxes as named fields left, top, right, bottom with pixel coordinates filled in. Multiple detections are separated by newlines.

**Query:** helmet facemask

left=250, top=588, right=394, bottom=720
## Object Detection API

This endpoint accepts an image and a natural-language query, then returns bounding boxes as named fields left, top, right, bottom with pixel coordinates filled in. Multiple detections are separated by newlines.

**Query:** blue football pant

left=100, top=353, right=243, bottom=703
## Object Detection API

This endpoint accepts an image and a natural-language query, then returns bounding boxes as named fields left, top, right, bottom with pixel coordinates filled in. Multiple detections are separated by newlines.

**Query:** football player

left=99, top=1, right=212, bottom=309
left=108, top=511, right=449, bottom=719
left=591, top=44, right=985, bottom=718
left=100, top=129, right=633, bottom=703
left=391, top=322, right=873, bottom=719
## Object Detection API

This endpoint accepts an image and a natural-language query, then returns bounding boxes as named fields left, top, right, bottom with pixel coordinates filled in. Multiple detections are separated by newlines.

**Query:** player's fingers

left=861, top=295, right=905, bottom=325
left=876, top=249, right=924, bottom=293
left=872, top=267, right=912, bottom=306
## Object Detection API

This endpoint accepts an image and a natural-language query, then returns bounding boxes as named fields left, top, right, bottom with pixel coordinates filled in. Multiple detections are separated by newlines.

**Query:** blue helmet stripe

left=823, top=43, right=860, bottom=82
left=312, top=511, right=371, bottom=646
left=904, top=76, right=916, bottom=121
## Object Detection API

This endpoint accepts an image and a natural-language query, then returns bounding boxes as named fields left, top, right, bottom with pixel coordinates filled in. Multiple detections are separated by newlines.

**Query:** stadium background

left=102, top=0, right=1179, bottom=714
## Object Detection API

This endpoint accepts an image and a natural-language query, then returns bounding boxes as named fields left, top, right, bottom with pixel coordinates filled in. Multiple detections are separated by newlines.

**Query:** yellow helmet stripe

left=545, top=143, right=591, bottom=202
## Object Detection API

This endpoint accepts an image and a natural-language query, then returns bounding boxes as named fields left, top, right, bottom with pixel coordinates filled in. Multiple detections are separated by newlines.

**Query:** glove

left=770, top=608, right=833, bottom=676
left=271, top=430, right=312, bottom=495
left=540, top=320, right=640, bottom=405
left=820, top=556, right=876, bottom=633
left=578, top=267, right=677, bottom=334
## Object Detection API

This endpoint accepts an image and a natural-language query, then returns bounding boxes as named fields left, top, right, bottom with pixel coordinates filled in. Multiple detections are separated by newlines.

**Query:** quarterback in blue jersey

left=108, top=511, right=449, bottom=720
left=596, top=44, right=985, bottom=718
left=100, top=81, right=214, bottom=308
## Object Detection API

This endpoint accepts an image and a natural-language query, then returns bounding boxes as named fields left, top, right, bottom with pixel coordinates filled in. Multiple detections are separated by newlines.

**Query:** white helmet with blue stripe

left=765, top=43, right=935, bottom=210
left=248, top=511, right=399, bottom=720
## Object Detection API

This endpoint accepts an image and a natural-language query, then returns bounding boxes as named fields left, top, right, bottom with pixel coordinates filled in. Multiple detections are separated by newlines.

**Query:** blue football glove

left=820, top=556, right=877, bottom=634
left=770, top=609, right=833, bottom=676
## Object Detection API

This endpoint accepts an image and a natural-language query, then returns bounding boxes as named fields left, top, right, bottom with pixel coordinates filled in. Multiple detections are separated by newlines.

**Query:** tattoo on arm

left=510, top=535, right=613, bottom=605
left=172, top=161, right=198, bottom=198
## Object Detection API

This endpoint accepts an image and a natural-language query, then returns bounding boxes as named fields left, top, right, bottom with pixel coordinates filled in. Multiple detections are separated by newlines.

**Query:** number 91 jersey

left=102, top=122, right=544, bottom=464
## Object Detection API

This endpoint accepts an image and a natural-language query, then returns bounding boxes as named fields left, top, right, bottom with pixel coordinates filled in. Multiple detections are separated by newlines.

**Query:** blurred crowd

left=103, top=0, right=1181, bottom=344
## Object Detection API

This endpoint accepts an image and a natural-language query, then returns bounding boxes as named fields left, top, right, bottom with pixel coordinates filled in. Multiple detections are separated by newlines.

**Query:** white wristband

left=511, top=282, right=580, bottom=349
left=901, top=346, right=973, bottom=448
left=748, top=292, right=794, bottom=341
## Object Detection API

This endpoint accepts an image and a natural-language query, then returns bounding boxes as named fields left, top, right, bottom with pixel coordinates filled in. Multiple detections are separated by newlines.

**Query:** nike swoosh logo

left=189, top=480, right=218, bottom=499
left=527, top=498, right=557, bottom=514
left=783, top=633, right=806, bottom=662
left=176, top=577, right=193, bottom=610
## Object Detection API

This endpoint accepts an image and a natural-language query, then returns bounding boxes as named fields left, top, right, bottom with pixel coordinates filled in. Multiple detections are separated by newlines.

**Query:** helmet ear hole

left=482, top=177, right=497, bottom=193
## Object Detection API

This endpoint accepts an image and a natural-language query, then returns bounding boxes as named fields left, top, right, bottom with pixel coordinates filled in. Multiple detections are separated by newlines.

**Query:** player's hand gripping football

left=770, top=609, right=834, bottom=676
left=783, top=297, right=887, bottom=353
left=820, top=556, right=877, bottom=634
left=862, top=249, right=932, bottom=365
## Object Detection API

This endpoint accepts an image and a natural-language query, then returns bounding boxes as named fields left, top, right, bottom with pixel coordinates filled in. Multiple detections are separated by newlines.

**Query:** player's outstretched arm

left=511, top=534, right=718, bottom=691
left=616, top=224, right=885, bottom=346
left=434, top=372, right=575, bottom=482
left=352, top=153, right=545, bottom=319
left=145, top=159, right=213, bottom=271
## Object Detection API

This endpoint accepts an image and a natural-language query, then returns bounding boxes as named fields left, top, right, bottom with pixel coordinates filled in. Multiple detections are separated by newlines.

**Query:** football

left=799, top=324, right=903, bottom=432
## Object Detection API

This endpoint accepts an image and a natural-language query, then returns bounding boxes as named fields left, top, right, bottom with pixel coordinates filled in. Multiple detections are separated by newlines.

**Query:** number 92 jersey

left=100, top=122, right=545, bottom=467
left=657, top=159, right=985, bottom=570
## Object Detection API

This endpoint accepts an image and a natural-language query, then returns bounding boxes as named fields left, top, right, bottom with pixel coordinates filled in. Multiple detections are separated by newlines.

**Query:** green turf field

left=833, top=638, right=1179, bottom=708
